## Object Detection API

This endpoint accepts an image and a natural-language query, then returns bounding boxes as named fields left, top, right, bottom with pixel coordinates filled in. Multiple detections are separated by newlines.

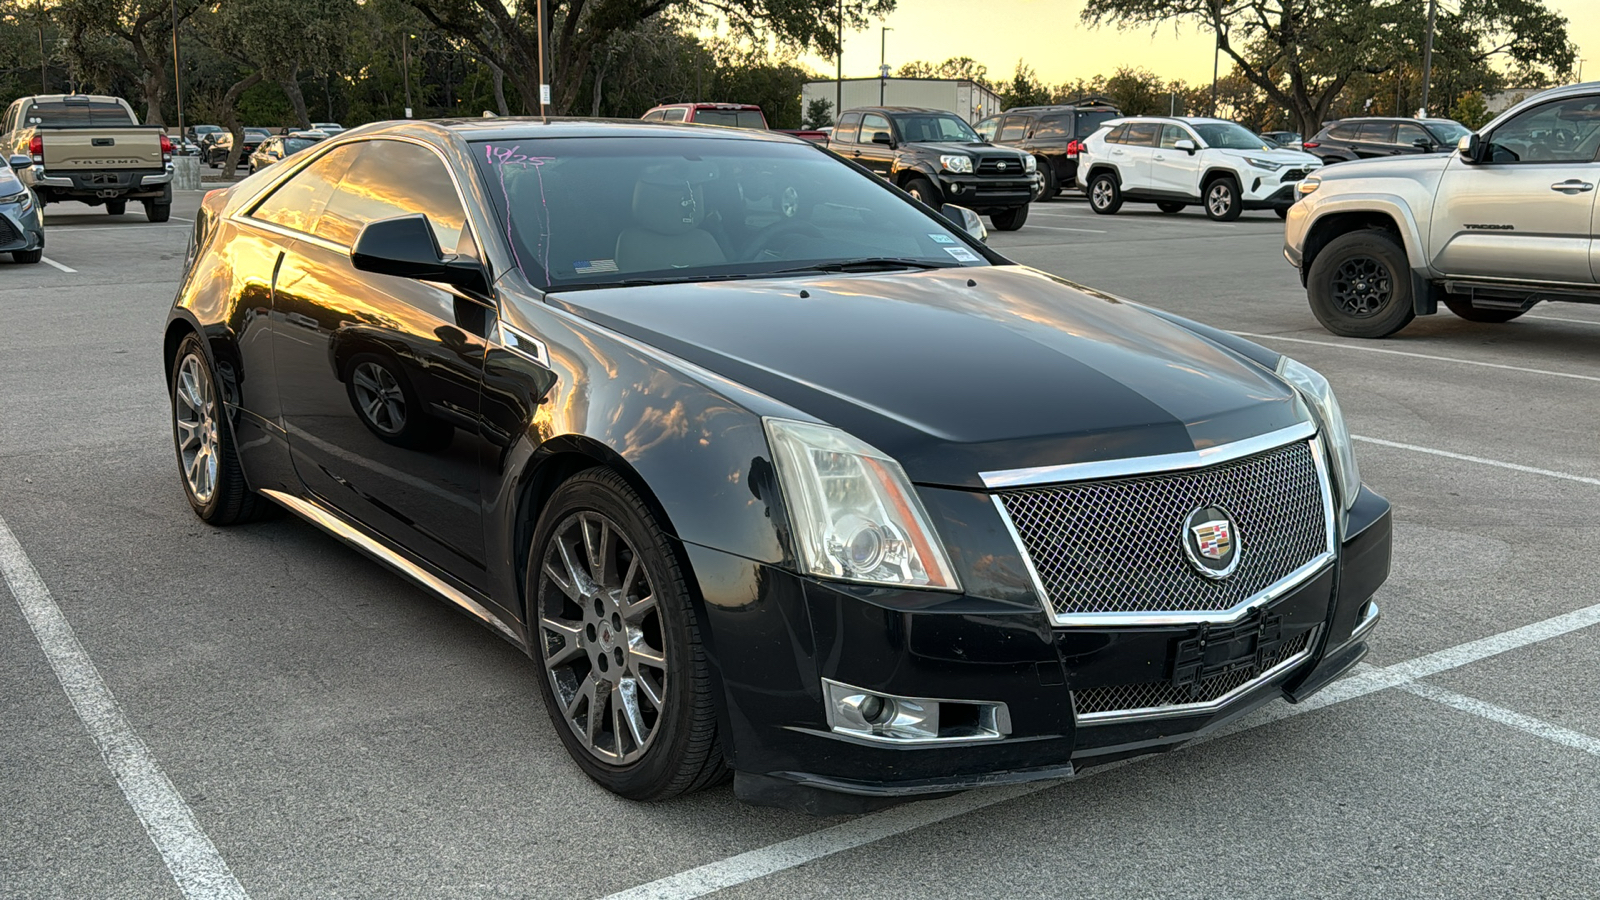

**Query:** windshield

left=1193, top=122, right=1274, bottom=150
left=1077, top=110, right=1118, bottom=134
left=693, top=110, right=766, bottom=129
left=1425, top=121, right=1470, bottom=144
left=891, top=114, right=979, bottom=143
left=470, top=137, right=984, bottom=290
left=245, top=130, right=270, bottom=140
left=283, top=138, right=320, bottom=154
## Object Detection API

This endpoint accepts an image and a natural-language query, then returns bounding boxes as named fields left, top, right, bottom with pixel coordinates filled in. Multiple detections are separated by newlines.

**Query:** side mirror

left=1174, top=139, right=1197, bottom=155
left=8, top=154, right=30, bottom=170
left=1458, top=133, right=1482, bottom=164
left=351, top=214, right=490, bottom=294
left=870, top=131, right=894, bottom=146
left=1412, top=138, right=1435, bottom=151
left=942, top=204, right=988, bottom=243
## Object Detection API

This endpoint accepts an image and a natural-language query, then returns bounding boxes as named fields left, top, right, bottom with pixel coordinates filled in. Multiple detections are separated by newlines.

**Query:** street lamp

left=880, top=27, right=892, bottom=105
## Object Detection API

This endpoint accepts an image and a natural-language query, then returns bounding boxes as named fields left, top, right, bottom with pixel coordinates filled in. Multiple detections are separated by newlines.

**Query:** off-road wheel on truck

left=1443, top=296, right=1529, bottom=323
left=1307, top=230, right=1416, bottom=338
left=990, top=204, right=1029, bottom=231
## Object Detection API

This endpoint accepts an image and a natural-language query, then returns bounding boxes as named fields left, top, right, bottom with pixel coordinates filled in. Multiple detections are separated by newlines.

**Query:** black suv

left=1303, top=117, right=1471, bottom=164
left=975, top=100, right=1121, bottom=199
left=829, top=106, right=1036, bottom=230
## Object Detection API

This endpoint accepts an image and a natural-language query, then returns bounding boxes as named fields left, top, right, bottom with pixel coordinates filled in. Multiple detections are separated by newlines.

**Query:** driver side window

left=974, top=117, right=999, bottom=141
left=1486, top=96, right=1600, bottom=164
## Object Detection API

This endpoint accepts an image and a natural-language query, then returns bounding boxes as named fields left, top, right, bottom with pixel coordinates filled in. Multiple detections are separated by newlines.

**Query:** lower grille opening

left=1074, top=627, right=1318, bottom=722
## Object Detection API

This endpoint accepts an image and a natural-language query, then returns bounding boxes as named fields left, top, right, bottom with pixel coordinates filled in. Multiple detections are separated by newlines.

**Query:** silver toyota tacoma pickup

left=1285, top=81, right=1600, bottom=338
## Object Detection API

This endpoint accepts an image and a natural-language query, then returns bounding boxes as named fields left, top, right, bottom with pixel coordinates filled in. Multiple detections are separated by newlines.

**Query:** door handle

left=1550, top=180, right=1594, bottom=194
left=1154, top=154, right=1166, bottom=160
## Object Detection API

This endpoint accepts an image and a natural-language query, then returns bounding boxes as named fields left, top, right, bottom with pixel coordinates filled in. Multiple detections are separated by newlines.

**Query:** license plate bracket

left=1169, top=610, right=1286, bottom=691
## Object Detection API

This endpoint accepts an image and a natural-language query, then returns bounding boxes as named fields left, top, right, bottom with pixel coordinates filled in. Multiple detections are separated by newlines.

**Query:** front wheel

left=12, top=249, right=41, bottom=264
left=1307, top=230, right=1416, bottom=338
left=1157, top=201, right=1186, bottom=214
left=1443, top=296, right=1528, bottom=323
left=529, top=469, right=728, bottom=800
left=1204, top=177, right=1243, bottom=221
left=170, top=333, right=268, bottom=524
left=903, top=176, right=942, bottom=212
left=990, top=204, right=1029, bottom=231
left=1088, top=172, right=1122, bottom=214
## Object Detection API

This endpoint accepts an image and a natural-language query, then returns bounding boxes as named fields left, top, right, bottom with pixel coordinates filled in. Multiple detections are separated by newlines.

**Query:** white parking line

left=1022, top=224, right=1108, bottom=234
left=40, top=256, right=76, bottom=273
left=1352, top=435, right=1600, bottom=487
left=1401, top=682, right=1600, bottom=757
left=0, top=514, right=250, bottom=900
left=601, top=597, right=1600, bottom=900
left=1526, top=313, right=1600, bottom=327
left=1236, top=331, right=1600, bottom=384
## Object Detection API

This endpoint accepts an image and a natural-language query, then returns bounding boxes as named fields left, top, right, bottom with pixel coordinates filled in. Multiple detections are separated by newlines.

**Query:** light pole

left=1419, top=0, right=1438, bottom=115
left=879, top=27, right=891, bottom=105
left=171, top=0, right=184, bottom=141
left=835, top=0, right=843, bottom=126
left=1210, top=30, right=1220, bottom=116
left=37, top=0, right=47, bottom=92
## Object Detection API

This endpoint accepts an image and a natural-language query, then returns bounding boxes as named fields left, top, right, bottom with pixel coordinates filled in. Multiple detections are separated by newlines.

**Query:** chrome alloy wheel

left=538, top=511, right=668, bottom=766
left=351, top=360, right=406, bottom=435
left=1206, top=182, right=1234, bottom=217
left=1091, top=179, right=1114, bottom=209
left=1330, top=256, right=1393, bottom=317
left=173, top=354, right=220, bottom=504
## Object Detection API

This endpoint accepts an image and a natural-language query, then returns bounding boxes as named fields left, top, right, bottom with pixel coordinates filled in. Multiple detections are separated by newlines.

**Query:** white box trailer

left=803, top=78, right=1004, bottom=124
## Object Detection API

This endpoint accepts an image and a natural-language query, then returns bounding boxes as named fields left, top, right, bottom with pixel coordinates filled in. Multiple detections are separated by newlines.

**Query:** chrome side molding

left=260, top=489, right=523, bottom=646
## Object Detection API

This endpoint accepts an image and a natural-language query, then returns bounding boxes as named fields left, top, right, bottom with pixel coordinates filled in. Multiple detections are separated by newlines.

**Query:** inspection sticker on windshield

left=574, top=259, right=619, bottom=274
left=944, top=246, right=980, bottom=262
left=928, top=233, right=956, bottom=244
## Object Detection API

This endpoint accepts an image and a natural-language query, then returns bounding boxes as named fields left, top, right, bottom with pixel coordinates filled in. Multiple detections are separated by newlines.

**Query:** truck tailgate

left=41, top=128, right=164, bottom=170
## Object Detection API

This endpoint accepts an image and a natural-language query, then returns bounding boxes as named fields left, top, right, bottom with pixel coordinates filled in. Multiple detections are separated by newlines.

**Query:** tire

left=170, top=333, right=268, bottom=524
left=529, top=469, right=728, bottom=801
left=1035, top=162, right=1056, bottom=201
left=343, top=352, right=453, bottom=451
left=145, top=202, right=171, bottom=223
left=1204, top=176, right=1243, bottom=221
left=903, top=176, right=941, bottom=211
left=12, top=249, right=41, bottom=264
left=1088, top=171, right=1122, bottom=214
left=106, top=199, right=127, bottom=216
left=1443, top=295, right=1528, bottom=323
left=1307, top=230, right=1416, bottom=338
left=990, top=204, right=1029, bottom=231
left=1157, top=201, right=1186, bottom=214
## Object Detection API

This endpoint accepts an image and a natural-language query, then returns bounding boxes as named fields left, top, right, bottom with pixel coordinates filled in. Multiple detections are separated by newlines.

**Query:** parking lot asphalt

left=4, top=193, right=1600, bottom=899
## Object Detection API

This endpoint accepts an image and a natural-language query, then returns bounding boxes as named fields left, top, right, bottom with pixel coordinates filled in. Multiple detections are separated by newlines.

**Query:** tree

left=1451, top=90, right=1491, bottom=129
left=803, top=97, right=832, bottom=129
left=1081, top=0, right=1576, bottom=137
left=1102, top=66, right=1167, bottom=115
left=997, top=60, right=1050, bottom=109
left=408, top=0, right=893, bottom=116
left=896, top=55, right=989, bottom=85
left=58, top=0, right=205, bottom=125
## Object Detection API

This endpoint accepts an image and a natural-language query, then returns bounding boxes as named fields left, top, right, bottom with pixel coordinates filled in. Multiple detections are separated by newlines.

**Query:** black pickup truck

left=828, top=106, right=1037, bottom=231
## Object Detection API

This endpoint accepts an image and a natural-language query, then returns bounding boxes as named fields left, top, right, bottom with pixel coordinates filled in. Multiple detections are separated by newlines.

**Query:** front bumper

left=936, top=172, right=1036, bottom=210
left=691, top=484, right=1391, bottom=812
left=0, top=206, right=44, bottom=252
left=1241, top=182, right=1300, bottom=210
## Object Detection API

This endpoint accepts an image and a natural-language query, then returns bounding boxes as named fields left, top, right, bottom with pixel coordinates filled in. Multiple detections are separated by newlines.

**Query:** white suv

left=1077, top=117, right=1323, bottom=221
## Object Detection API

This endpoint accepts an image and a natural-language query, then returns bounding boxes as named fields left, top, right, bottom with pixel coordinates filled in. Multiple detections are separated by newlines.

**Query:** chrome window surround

left=1073, top=626, right=1321, bottom=725
left=989, top=422, right=1337, bottom=627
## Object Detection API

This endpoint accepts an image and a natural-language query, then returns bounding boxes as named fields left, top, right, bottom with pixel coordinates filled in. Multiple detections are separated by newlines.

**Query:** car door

left=1394, top=122, right=1435, bottom=154
left=270, top=137, right=496, bottom=588
left=830, top=112, right=862, bottom=160
left=1027, top=114, right=1071, bottom=183
left=1150, top=123, right=1200, bottom=197
left=974, top=116, right=1000, bottom=143
left=1113, top=121, right=1160, bottom=191
left=856, top=112, right=896, bottom=177
left=1354, top=122, right=1395, bottom=158
left=1430, top=93, right=1600, bottom=285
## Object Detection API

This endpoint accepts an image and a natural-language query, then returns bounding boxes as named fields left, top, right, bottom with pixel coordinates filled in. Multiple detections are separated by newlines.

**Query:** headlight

left=939, top=154, right=973, bottom=174
left=1243, top=157, right=1286, bottom=170
left=1023, top=155, right=1037, bottom=173
left=1276, top=357, right=1360, bottom=510
left=0, top=190, right=30, bottom=209
left=764, top=418, right=960, bottom=591
left=1297, top=175, right=1322, bottom=196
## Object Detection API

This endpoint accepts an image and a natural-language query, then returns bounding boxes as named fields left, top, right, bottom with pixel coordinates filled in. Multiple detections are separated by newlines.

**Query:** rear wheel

left=170, top=333, right=268, bottom=524
left=990, top=204, right=1029, bottom=231
left=1157, top=201, right=1186, bottom=214
left=1443, top=296, right=1529, bottom=323
left=1307, top=230, right=1416, bottom=338
left=1204, top=176, right=1242, bottom=221
left=903, top=176, right=941, bottom=212
left=1275, top=207, right=1290, bottom=220
left=1088, top=171, right=1122, bottom=214
left=529, top=469, right=728, bottom=800
left=1035, top=162, right=1057, bottom=201
left=106, top=200, right=126, bottom=216
left=145, top=201, right=171, bottom=223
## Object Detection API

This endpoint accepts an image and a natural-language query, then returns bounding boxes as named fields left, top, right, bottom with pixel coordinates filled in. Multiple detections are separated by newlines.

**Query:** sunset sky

left=796, top=0, right=1600, bottom=88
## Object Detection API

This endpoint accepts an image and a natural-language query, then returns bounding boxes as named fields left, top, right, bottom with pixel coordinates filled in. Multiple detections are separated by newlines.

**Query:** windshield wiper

left=771, top=257, right=956, bottom=274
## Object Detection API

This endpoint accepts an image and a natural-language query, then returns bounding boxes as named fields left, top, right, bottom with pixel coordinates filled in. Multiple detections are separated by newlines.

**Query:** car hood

left=1216, top=147, right=1322, bottom=167
left=547, top=266, right=1305, bottom=489
left=1317, top=151, right=1454, bottom=181
left=912, top=141, right=1026, bottom=159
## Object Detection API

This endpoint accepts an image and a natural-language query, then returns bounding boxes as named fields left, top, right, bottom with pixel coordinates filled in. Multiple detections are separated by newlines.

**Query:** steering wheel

left=742, top=221, right=825, bottom=261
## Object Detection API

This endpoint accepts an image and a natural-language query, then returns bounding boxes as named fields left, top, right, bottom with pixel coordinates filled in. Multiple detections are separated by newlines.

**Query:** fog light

left=949, top=182, right=963, bottom=193
left=823, top=678, right=1010, bottom=745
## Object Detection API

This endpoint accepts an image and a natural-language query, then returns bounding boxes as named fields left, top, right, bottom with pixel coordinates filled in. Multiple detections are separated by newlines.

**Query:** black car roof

left=350, top=116, right=810, bottom=145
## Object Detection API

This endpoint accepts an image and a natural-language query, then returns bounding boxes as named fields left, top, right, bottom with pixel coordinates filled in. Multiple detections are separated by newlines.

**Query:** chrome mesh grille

left=998, top=440, right=1329, bottom=619
left=1074, top=627, right=1317, bottom=718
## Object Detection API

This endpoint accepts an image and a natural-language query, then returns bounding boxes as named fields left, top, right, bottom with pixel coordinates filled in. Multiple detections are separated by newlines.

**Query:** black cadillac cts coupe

left=164, top=118, right=1390, bottom=813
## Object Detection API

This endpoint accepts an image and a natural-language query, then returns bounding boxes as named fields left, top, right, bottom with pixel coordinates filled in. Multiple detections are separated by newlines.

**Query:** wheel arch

left=1201, top=167, right=1241, bottom=188
left=1086, top=163, right=1120, bottom=186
